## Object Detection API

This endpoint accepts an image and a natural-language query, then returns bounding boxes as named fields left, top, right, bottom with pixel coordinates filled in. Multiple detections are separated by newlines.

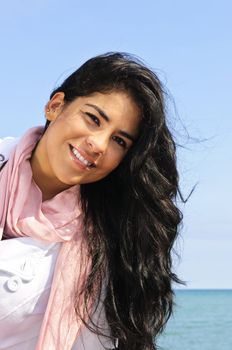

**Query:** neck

left=30, top=146, right=71, bottom=202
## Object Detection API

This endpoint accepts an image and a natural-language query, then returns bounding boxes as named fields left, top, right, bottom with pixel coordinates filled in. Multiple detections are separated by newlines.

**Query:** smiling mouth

left=69, top=145, right=96, bottom=168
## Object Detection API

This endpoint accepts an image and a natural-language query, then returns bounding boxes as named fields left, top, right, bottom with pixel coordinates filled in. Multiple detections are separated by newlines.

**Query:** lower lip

left=69, top=147, right=89, bottom=170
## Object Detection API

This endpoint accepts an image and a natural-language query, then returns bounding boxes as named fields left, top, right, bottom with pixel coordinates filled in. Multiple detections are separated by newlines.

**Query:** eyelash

left=112, top=136, right=127, bottom=148
left=86, top=112, right=100, bottom=126
left=85, top=112, right=127, bottom=149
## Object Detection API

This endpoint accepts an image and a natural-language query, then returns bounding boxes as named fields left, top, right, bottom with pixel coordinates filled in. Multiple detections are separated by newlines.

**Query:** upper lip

left=70, top=144, right=97, bottom=167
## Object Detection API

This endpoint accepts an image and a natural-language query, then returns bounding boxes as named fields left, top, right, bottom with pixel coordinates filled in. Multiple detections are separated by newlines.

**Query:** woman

left=0, top=52, right=182, bottom=350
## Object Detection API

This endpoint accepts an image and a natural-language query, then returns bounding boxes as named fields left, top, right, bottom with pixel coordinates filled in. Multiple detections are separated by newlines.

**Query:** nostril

left=86, top=136, right=109, bottom=155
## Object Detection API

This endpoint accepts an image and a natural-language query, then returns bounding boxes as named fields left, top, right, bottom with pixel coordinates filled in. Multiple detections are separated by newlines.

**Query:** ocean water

left=157, top=290, right=232, bottom=350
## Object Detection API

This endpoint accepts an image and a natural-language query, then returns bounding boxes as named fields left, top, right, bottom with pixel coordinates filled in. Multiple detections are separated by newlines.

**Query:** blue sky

left=1, top=0, right=231, bottom=288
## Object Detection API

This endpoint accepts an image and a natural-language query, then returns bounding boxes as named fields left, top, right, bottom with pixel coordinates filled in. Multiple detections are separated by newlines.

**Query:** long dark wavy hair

left=47, top=52, right=183, bottom=350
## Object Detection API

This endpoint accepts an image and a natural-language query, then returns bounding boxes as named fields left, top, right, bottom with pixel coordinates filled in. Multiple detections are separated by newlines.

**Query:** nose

left=86, top=132, right=110, bottom=155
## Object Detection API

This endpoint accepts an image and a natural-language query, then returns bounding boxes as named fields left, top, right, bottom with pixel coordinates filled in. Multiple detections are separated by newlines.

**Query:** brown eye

left=112, top=135, right=127, bottom=148
left=86, top=112, right=100, bottom=126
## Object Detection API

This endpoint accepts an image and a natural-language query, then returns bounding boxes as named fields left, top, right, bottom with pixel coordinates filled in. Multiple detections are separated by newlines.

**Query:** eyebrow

left=85, top=103, right=136, bottom=142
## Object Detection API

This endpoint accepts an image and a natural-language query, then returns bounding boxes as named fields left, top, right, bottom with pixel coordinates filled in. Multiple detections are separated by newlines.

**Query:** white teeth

left=71, top=146, right=92, bottom=167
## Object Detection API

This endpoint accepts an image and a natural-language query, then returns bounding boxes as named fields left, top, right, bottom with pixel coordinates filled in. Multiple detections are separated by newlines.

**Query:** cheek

left=46, top=128, right=60, bottom=152
left=50, top=114, right=84, bottom=137
left=103, top=150, right=125, bottom=172
left=65, top=117, right=84, bottom=133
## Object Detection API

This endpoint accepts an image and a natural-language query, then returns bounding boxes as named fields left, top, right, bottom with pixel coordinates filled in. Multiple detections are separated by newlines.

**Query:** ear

left=45, top=92, right=65, bottom=121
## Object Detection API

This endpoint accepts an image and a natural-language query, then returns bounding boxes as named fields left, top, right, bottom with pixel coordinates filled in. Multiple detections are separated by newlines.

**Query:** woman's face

left=31, top=90, right=141, bottom=198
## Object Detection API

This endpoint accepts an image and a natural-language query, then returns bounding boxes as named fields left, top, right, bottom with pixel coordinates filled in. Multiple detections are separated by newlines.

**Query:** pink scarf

left=0, top=127, right=90, bottom=349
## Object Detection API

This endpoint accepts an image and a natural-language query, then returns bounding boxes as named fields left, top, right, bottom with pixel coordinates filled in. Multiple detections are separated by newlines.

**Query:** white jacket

left=0, top=137, right=116, bottom=350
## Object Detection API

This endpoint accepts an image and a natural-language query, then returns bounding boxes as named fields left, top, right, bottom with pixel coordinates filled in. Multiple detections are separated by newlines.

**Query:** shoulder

left=0, top=137, right=19, bottom=164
